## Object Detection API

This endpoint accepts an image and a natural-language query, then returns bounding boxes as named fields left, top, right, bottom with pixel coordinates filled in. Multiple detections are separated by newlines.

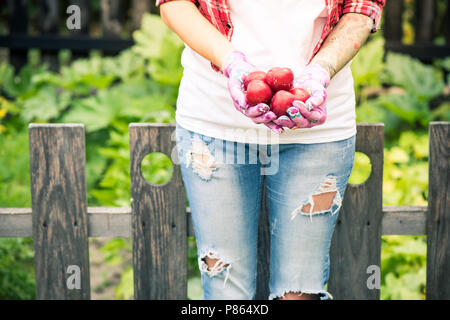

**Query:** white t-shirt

left=176, top=0, right=356, bottom=144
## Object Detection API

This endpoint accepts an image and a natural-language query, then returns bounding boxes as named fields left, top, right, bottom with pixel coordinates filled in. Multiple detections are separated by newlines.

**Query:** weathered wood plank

left=129, top=123, right=187, bottom=300
left=255, top=178, right=271, bottom=300
left=329, top=123, right=384, bottom=300
left=0, top=209, right=32, bottom=237
left=29, top=124, right=90, bottom=300
left=382, top=206, right=427, bottom=235
left=88, top=209, right=131, bottom=238
left=0, top=205, right=431, bottom=238
left=426, top=122, right=450, bottom=300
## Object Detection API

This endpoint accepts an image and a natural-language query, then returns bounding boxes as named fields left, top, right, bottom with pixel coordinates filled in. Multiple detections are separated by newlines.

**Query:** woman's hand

left=274, top=63, right=330, bottom=129
left=222, top=51, right=284, bottom=134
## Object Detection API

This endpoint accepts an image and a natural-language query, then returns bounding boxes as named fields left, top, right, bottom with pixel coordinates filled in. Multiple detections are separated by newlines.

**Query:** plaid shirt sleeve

left=155, top=0, right=231, bottom=72
left=342, top=0, right=385, bottom=33
left=308, top=0, right=385, bottom=63
left=156, top=0, right=198, bottom=7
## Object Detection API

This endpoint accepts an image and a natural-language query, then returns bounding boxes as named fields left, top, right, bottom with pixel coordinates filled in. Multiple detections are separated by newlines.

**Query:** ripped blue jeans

left=175, top=123, right=356, bottom=300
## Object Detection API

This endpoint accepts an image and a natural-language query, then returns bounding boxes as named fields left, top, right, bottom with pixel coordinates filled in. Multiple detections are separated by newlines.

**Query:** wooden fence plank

left=0, top=208, right=32, bottom=237
left=255, top=179, right=271, bottom=299
left=381, top=206, right=427, bottom=235
left=0, top=205, right=431, bottom=238
left=426, top=122, right=450, bottom=300
left=29, top=124, right=90, bottom=300
left=129, top=123, right=187, bottom=300
left=328, top=123, right=384, bottom=300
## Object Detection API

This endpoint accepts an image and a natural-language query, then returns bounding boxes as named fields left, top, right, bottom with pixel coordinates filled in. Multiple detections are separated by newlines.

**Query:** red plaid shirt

left=156, top=0, right=385, bottom=71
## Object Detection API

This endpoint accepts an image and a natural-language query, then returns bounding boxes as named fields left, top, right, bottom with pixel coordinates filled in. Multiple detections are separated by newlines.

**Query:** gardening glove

left=222, top=50, right=284, bottom=134
left=274, top=63, right=330, bottom=129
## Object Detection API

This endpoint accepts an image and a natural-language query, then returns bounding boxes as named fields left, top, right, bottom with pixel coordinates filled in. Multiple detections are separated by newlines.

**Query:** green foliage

left=141, top=152, right=174, bottom=185
left=351, top=37, right=385, bottom=98
left=0, top=238, right=35, bottom=299
left=383, top=53, right=444, bottom=102
left=381, top=236, right=426, bottom=300
left=383, top=130, right=429, bottom=207
left=0, top=13, right=183, bottom=298
left=352, top=37, right=449, bottom=142
left=132, top=14, right=184, bottom=86
left=0, top=127, right=31, bottom=207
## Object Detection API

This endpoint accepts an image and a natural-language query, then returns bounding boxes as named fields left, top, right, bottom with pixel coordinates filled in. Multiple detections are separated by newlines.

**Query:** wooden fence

left=0, top=122, right=448, bottom=300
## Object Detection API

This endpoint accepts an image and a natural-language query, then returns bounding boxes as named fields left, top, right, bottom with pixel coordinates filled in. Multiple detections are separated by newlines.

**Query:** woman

left=157, top=0, right=385, bottom=300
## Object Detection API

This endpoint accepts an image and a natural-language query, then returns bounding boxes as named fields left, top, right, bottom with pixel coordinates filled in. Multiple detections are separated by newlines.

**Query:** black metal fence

left=0, top=0, right=449, bottom=73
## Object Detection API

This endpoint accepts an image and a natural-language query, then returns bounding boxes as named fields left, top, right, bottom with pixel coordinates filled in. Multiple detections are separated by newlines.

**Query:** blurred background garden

left=0, top=0, right=449, bottom=300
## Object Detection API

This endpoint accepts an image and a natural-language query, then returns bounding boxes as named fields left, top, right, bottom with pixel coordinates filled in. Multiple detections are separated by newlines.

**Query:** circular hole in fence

left=348, top=152, right=372, bottom=185
left=141, top=152, right=174, bottom=186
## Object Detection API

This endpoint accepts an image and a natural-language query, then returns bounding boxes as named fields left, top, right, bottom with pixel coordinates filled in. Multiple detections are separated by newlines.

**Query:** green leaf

left=114, top=266, right=134, bottom=300
left=384, top=52, right=444, bottom=101
left=432, top=102, right=450, bottom=121
left=386, top=146, right=410, bottom=164
left=59, top=89, right=123, bottom=132
left=378, top=94, right=431, bottom=125
left=352, top=37, right=385, bottom=88
left=441, top=57, right=450, bottom=72
left=356, top=98, right=403, bottom=136
left=0, top=62, right=14, bottom=90
left=20, top=86, right=71, bottom=122
left=132, top=13, right=184, bottom=86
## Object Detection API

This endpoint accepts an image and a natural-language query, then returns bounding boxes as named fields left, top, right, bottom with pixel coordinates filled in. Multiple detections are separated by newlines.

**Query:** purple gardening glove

left=222, top=50, right=284, bottom=134
left=274, top=63, right=330, bottom=129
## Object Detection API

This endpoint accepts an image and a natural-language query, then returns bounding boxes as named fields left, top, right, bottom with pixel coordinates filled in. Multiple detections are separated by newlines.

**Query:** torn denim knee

left=185, top=137, right=217, bottom=181
left=199, top=250, right=232, bottom=288
left=269, top=288, right=333, bottom=300
left=290, top=175, right=342, bottom=221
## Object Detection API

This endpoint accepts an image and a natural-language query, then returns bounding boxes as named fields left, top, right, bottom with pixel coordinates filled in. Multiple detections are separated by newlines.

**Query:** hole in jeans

left=291, top=175, right=342, bottom=220
left=186, top=138, right=217, bottom=180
